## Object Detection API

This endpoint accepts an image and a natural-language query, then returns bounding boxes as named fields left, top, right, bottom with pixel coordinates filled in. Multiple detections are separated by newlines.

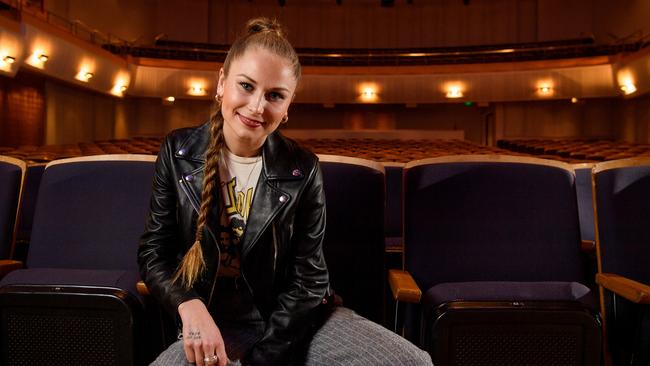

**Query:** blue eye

left=239, top=82, right=253, bottom=91
left=267, top=92, right=284, bottom=101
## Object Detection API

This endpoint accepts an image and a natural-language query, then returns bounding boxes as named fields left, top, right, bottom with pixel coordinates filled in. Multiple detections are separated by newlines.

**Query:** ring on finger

left=204, top=354, right=219, bottom=364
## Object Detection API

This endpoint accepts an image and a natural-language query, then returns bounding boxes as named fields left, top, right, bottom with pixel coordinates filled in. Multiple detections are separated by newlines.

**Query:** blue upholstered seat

left=593, top=158, right=650, bottom=366
left=0, top=156, right=26, bottom=260
left=0, top=155, right=156, bottom=366
left=400, top=155, right=601, bottom=366
left=318, top=154, right=386, bottom=324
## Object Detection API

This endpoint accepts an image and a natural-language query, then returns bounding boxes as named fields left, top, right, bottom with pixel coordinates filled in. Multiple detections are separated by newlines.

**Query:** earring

left=281, top=115, right=289, bottom=124
left=215, top=94, right=223, bottom=103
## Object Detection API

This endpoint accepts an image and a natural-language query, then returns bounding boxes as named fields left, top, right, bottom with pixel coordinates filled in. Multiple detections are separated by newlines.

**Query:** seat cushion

left=0, top=268, right=142, bottom=304
left=423, top=281, right=597, bottom=309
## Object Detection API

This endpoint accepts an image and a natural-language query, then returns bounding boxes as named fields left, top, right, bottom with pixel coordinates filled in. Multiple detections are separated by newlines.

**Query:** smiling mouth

left=237, top=113, right=263, bottom=128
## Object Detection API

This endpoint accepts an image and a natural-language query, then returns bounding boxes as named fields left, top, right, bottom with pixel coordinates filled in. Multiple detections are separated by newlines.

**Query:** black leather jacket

left=138, top=122, right=330, bottom=365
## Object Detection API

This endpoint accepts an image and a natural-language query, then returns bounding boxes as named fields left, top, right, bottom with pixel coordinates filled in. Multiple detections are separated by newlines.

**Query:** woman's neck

left=223, top=135, right=263, bottom=157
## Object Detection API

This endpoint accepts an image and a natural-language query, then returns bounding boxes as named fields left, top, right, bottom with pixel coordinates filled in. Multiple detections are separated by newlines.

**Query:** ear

left=216, top=68, right=225, bottom=98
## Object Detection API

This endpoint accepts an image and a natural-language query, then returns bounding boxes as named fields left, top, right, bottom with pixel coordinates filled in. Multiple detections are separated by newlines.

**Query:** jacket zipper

left=179, top=178, right=220, bottom=308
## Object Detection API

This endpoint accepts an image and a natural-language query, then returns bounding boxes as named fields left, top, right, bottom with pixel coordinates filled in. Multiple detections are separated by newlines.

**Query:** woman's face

left=217, top=46, right=297, bottom=157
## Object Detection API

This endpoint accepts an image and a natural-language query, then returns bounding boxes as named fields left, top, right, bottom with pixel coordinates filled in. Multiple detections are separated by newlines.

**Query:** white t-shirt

left=217, top=149, right=263, bottom=277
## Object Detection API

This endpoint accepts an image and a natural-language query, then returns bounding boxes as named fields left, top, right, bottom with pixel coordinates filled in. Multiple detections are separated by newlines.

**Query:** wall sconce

left=536, top=83, right=554, bottom=97
left=27, top=51, right=48, bottom=69
left=620, top=82, right=637, bottom=95
left=446, top=86, right=463, bottom=98
left=76, top=70, right=94, bottom=82
left=188, top=83, right=207, bottom=96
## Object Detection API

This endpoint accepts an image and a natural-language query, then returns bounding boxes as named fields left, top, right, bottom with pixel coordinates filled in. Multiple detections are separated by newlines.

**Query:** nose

left=249, top=93, right=265, bottom=115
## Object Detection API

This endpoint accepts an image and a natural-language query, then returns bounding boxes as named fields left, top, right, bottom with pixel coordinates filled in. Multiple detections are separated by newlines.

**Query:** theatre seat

left=593, top=157, right=650, bottom=366
left=318, top=155, right=386, bottom=324
left=0, top=155, right=156, bottom=366
left=391, top=155, right=601, bottom=366
left=0, top=156, right=25, bottom=261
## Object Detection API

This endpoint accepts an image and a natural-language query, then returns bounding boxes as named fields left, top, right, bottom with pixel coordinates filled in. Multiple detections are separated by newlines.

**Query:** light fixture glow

left=0, top=54, right=15, bottom=72
left=358, top=83, right=379, bottom=103
left=571, top=97, right=578, bottom=103
left=536, top=81, right=554, bottom=97
left=166, top=96, right=175, bottom=102
left=616, top=70, right=637, bottom=96
left=188, top=82, right=207, bottom=96
left=26, top=51, right=48, bottom=69
left=76, top=68, right=95, bottom=82
left=446, top=86, right=463, bottom=99
left=620, top=83, right=637, bottom=95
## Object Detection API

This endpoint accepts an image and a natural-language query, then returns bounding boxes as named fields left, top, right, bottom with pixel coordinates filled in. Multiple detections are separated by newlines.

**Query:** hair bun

left=246, top=17, right=284, bottom=37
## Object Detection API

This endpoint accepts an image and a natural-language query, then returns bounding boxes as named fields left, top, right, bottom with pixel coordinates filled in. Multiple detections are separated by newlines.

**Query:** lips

left=237, top=113, right=263, bottom=128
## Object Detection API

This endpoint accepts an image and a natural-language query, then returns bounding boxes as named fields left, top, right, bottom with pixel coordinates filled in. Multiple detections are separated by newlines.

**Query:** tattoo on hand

left=188, top=330, right=201, bottom=340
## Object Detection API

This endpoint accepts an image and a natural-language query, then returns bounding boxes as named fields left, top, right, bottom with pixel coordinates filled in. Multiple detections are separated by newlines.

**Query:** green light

left=463, top=101, right=475, bottom=107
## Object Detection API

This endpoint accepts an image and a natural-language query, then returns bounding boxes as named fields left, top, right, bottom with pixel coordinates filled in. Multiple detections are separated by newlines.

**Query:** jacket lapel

left=175, top=123, right=221, bottom=245
left=241, top=131, right=304, bottom=258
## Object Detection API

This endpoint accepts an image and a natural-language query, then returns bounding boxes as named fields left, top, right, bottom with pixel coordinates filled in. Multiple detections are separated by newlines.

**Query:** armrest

left=596, top=273, right=650, bottom=304
left=388, top=269, right=422, bottom=303
left=581, top=240, right=596, bottom=252
left=137, top=280, right=150, bottom=296
left=0, top=259, right=23, bottom=279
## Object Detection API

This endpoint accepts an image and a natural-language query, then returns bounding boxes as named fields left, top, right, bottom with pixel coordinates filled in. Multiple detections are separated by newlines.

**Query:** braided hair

left=173, top=17, right=301, bottom=289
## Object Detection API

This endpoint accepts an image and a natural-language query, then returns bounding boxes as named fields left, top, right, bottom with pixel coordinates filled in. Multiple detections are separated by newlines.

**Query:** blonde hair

left=173, top=17, right=300, bottom=289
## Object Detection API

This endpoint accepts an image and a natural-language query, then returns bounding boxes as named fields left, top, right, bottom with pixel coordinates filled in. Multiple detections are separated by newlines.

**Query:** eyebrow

left=237, top=74, right=291, bottom=94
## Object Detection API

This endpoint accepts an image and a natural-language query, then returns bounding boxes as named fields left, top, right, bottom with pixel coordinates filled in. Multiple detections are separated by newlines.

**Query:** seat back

left=0, top=156, right=26, bottom=259
left=318, top=155, right=386, bottom=324
left=13, top=163, right=46, bottom=262
left=26, top=155, right=156, bottom=270
left=593, top=158, right=650, bottom=366
left=593, top=158, right=650, bottom=282
left=404, top=155, right=586, bottom=291
left=574, top=163, right=596, bottom=243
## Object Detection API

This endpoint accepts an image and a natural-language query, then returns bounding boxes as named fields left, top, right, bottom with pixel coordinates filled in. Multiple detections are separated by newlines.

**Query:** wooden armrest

left=388, top=269, right=421, bottom=303
left=581, top=240, right=596, bottom=252
left=137, top=280, right=150, bottom=296
left=0, top=259, right=23, bottom=279
left=596, top=273, right=650, bottom=304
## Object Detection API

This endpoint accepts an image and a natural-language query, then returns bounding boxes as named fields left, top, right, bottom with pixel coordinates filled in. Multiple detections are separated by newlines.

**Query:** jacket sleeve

left=247, top=161, right=330, bottom=365
left=138, top=136, right=202, bottom=316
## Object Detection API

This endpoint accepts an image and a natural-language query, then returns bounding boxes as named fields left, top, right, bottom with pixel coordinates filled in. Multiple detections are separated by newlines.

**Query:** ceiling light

left=359, top=86, right=378, bottom=102
left=446, top=86, right=463, bottom=98
left=26, top=51, right=48, bottom=69
left=188, top=83, right=207, bottom=96
left=536, top=83, right=554, bottom=97
left=620, top=83, right=637, bottom=95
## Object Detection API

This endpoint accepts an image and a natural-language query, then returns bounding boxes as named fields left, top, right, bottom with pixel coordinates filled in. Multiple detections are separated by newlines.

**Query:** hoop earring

left=215, top=94, right=223, bottom=103
left=281, top=115, right=288, bottom=124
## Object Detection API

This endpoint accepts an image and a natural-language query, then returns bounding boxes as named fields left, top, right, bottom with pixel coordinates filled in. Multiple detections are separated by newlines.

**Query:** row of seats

left=0, top=153, right=648, bottom=365
left=498, top=139, right=650, bottom=162
left=6, top=136, right=650, bottom=166
left=1, top=137, right=513, bottom=164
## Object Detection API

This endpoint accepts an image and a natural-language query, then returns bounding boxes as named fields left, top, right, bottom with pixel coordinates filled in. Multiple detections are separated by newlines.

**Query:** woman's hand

left=178, top=299, right=228, bottom=366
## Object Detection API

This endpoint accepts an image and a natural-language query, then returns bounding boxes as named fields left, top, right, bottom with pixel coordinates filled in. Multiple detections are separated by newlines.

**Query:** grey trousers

left=151, top=306, right=432, bottom=366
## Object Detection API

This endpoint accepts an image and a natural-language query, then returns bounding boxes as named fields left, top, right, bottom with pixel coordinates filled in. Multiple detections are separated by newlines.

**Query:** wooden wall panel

left=0, top=73, right=45, bottom=147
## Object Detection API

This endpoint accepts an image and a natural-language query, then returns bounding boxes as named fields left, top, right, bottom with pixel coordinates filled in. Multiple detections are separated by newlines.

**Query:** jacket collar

left=174, top=122, right=306, bottom=258
left=175, top=122, right=306, bottom=181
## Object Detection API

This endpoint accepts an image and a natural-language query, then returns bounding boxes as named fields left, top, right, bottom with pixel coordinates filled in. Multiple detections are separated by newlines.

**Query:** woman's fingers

left=203, top=340, right=219, bottom=365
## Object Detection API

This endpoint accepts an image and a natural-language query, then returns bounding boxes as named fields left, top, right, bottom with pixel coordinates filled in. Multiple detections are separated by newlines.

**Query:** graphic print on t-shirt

left=217, top=152, right=262, bottom=278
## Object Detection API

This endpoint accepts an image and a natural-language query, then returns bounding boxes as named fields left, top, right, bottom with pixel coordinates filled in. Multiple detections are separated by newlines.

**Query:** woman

left=138, top=17, right=432, bottom=366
